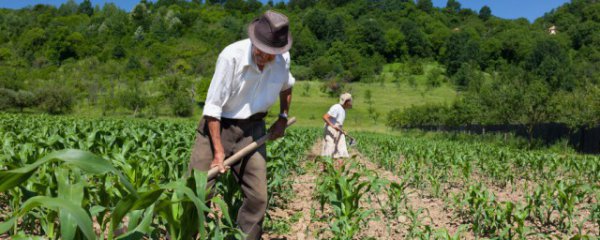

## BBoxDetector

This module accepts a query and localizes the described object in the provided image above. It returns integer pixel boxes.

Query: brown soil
[262,140,330,240]
[262,140,599,239]
[263,141,474,239]
[348,147,475,239]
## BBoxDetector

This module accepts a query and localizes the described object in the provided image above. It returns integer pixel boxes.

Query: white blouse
[327,104,346,126]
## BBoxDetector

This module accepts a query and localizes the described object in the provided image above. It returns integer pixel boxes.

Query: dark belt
[220,112,267,124]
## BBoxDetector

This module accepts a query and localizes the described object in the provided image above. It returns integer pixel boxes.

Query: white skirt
[321,125,349,158]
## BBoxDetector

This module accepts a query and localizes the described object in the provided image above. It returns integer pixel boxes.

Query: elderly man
[188,10,294,239]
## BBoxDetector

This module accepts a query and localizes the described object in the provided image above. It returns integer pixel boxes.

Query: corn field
[1,114,599,239]
[354,132,599,239]
[0,114,318,239]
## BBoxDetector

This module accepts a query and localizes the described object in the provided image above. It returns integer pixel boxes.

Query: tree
[442,31,481,76]
[291,26,321,66]
[479,6,492,21]
[322,0,353,8]
[525,38,573,90]
[37,87,75,114]
[426,68,444,90]
[383,29,407,61]
[0,88,16,110]
[474,68,525,125]
[364,89,380,124]
[311,55,340,79]
[149,13,169,41]
[445,0,461,14]
[288,0,316,9]
[416,0,434,13]
[171,93,194,117]
[224,0,245,11]
[243,0,262,13]
[78,0,94,16]
[118,85,148,117]
[303,9,345,42]
[326,41,384,81]
[0,48,10,63]
[18,28,46,61]
[58,0,78,16]
[452,63,483,91]
[131,3,150,28]
[45,27,80,64]
[400,21,431,57]
[556,87,600,132]
[354,18,386,56]
[112,45,126,59]
[13,90,36,112]
[519,79,559,145]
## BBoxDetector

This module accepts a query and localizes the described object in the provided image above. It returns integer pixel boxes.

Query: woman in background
[321,93,353,164]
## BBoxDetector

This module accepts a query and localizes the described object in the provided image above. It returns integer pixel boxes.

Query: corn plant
[315,157,373,240]
[453,183,531,239]
[0,114,317,239]
[386,180,409,219]
[403,206,434,239]
[434,225,467,240]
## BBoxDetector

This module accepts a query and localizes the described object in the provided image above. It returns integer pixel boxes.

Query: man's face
[344,100,353,109]
[252,46,275,66]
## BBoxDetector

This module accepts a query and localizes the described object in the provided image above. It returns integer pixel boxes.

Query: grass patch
[36,62,458,133]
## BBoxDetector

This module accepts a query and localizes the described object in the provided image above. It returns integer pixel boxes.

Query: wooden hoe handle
[207,117,296,180]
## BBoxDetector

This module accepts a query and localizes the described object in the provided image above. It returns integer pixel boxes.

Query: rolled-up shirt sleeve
[282,52,296,91]
[203,54,234,120]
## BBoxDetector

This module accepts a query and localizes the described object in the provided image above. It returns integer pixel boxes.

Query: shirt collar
[241,40,253,68]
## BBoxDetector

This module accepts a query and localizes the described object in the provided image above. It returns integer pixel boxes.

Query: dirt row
[263,140,599,239]
[263,140,471,239]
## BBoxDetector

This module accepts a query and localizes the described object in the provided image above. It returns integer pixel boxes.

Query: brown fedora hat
[248,10,293,55]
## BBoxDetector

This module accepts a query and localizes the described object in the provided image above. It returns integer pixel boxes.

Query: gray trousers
[189,116,268,240]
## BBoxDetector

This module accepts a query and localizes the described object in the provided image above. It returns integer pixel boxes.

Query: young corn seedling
[386,180,409,219]
[315,157,373,240]
[403,206,434,239]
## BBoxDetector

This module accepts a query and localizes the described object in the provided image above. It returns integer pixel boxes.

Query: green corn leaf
[116,205,155,240]
[0,196,96,240]
[57,169,85,240]
[193,170,208,239]
[111,188,164,234]
[0,149,136,195]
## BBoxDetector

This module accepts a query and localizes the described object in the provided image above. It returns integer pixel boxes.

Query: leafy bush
[171,94,194,117]
[195,77,211,102]
[320,78,346,97]
[408,61,424,75]
[99,93,119,116]
[36,87,75,114]
[0,47,11,62]
[387,103,449,129]
[426,68,445,89]
[311,56,340,79]
[0,88,16,110]
[291,65,313,81]
[13,90,37,112]
[452,63,483,91]
[118,87,148,116]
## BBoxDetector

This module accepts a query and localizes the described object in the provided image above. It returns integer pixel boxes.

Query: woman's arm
[322,113,342,132]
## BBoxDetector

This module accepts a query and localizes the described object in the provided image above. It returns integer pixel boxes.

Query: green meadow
[66,63,457,133]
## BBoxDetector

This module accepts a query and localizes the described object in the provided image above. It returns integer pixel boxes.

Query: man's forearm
[279,88,292,115]
[206,117,224,156]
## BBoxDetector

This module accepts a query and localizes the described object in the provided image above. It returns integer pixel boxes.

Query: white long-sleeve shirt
[202,39,295,120]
